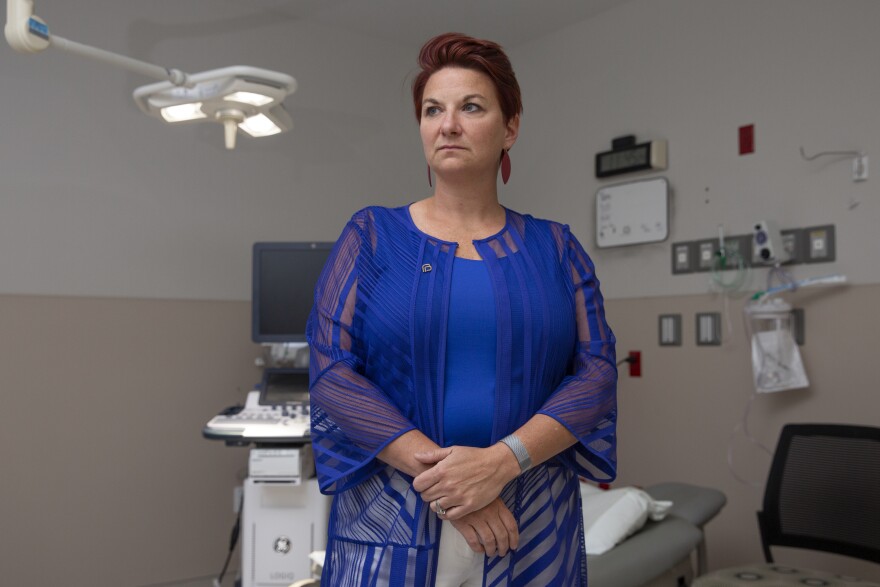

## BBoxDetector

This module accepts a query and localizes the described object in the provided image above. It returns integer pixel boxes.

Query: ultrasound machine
[203,242,333,587]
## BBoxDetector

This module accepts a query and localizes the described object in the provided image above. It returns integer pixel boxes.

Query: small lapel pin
[421,264,433,273]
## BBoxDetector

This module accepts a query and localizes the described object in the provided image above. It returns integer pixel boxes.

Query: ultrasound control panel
[203,369,311,444]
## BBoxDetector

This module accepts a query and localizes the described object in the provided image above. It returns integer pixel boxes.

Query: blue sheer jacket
[307,205,617,586]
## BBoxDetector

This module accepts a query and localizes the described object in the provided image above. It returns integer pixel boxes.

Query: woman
[307,32,617,586]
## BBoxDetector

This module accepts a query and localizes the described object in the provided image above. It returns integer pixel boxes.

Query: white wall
[4,1,877,303]
[507,0,880,299]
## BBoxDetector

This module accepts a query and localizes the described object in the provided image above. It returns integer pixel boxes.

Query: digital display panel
[260,369,310,405]
[599,148,648,173]
[252,242,334,343]
[595,143,654,178]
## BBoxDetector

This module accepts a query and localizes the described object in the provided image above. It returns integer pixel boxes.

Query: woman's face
[420,67,518,182]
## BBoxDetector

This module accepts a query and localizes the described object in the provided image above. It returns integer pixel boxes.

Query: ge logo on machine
[273,536,292,554]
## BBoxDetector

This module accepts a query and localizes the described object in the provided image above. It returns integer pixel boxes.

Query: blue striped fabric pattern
[307,205,617,586]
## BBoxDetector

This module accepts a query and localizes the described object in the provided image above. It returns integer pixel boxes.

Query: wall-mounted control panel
[671,224,835,274]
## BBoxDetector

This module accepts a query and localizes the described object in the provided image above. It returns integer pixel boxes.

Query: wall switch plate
[803,224,836,263]
[659,314,682,346]
[696,312,722,345]
[672,242,694,274]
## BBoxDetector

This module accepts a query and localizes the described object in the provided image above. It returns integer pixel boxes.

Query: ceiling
[292,0,629,48]
[128,0,630,50]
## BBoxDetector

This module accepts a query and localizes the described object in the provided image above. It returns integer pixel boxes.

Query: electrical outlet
[672,242,694,274]
[695,240,717,272]
[659,314,682,346]
[854,154,869,182]
[696,312,721,345]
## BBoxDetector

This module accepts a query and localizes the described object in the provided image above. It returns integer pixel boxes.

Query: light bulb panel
[239,114,280,137]
[239,105,292,137]
[224,91,274,107]
[160,102,207,122]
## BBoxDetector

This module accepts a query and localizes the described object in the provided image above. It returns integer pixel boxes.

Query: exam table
[587,482,727,587]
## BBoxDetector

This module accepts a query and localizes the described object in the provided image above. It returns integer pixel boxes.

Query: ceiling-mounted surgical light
[5,0,297,150]
[133,66,296,149]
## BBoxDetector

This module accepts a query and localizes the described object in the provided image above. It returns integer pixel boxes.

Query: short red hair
[412,32,522,124]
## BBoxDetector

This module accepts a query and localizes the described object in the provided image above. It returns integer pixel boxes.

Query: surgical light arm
[5,0,46,52]
[5,0,188,86]
[5,0,297,150]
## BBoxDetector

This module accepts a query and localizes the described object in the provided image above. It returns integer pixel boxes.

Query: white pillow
[580,483,673,555]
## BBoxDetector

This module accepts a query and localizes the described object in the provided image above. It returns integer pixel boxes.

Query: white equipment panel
[242,477,330,587]
[596,177,669,248]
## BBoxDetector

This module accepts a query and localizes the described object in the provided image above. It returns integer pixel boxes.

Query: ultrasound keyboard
[203,390,310,444]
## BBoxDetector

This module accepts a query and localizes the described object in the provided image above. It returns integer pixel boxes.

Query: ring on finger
[434,499,447,517]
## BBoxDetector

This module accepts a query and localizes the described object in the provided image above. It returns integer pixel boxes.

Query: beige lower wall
[605,283,880,581]
[0,295,260,586]
[1,285,878,585]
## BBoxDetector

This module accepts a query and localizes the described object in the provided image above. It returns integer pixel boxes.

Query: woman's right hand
[447,497,519,557]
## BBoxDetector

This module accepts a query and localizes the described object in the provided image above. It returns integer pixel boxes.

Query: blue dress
[307,205,617,586]
[443,257,497,448]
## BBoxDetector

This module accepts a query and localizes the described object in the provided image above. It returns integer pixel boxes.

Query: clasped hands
[413,443,520,557]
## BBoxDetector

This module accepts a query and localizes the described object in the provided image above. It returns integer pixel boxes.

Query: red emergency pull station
[739,124,755,155]
[628,351,641,377]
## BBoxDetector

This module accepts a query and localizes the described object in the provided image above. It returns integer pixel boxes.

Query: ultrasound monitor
[259,369,310,405]
[251,242,334,343]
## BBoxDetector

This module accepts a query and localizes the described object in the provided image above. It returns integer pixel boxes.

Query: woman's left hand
[412,444,519,520]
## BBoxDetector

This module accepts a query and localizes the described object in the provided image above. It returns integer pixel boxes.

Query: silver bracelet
[499,434,532,474]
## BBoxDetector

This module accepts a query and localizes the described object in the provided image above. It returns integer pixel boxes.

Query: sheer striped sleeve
[307,214,416,494]
[537,226,618,482]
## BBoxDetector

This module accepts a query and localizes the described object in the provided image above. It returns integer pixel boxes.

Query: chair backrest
[757,423,880,564]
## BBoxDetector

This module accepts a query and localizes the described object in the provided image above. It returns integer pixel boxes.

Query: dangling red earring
[427,164,432,187]
[501,149,511,184]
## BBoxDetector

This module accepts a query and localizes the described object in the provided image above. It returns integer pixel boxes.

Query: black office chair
[694,423,880,587]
